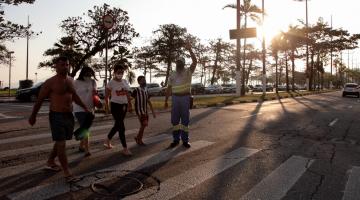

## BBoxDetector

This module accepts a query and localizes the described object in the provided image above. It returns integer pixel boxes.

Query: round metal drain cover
[89,170,160,198]
[91,176,143,197]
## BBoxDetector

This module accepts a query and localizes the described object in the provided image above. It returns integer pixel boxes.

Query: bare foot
[121,149,132,156]
[103,139,113,149]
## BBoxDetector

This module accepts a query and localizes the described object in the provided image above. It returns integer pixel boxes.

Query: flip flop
[103,143,113,149]
[44,165,61,172]
[65,175,80,183]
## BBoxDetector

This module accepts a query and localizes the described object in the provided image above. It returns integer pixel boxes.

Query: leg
[135,115,148,145]
[105,103,121,148]
[55,141,71,177]
[47,143,58,166]
[180,96,191,145]
[171,96,181,143]
[118,104,131,155]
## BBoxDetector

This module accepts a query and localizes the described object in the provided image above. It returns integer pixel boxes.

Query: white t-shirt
[73,79,96,112]
[107,79,130,104]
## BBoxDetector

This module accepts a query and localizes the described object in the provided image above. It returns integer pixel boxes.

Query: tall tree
[41,3,139,77]
[151,24,188,86]
[0,0,37,63]
[208,39,233,85]
[133,46,159,83]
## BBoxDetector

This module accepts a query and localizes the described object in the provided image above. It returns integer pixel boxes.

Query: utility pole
[26,15,29,80]
[8,51,14,97]
[236,0,242,96]
[305,0,309,90]
[262,0,266,94]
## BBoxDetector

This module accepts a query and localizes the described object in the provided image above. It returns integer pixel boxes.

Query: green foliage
[40,3,139,77]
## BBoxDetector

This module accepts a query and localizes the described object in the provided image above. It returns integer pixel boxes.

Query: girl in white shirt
[73,67,97,157]
[104,64,133,156]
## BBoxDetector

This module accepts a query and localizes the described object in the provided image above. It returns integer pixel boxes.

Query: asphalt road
[1,91,360,200]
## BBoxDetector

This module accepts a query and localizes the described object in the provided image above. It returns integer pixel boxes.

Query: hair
[137,75,145,83]
[113,63,127,73]
[53,56,69,64]
[77,66,97,81]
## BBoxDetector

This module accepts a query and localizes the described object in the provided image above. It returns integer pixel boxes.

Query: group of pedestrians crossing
[28,42,197,183]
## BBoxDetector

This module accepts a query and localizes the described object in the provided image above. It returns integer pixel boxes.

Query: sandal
[103,143,113,149]
[44,164,61,172]
[65,175,80,183]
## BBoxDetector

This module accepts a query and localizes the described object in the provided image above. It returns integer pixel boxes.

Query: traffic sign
[102,14,115,29]
[229,28,257,39]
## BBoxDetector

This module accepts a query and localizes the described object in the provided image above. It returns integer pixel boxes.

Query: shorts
[49,111,75,141]
[138,114,149,127]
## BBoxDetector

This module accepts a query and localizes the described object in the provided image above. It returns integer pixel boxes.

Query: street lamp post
[262,0,266,94]
[8,51,14,97]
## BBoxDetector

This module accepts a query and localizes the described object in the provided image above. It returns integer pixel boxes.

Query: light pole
[8,51,14,97]
[261,0,266,94]
[35,72,38,83]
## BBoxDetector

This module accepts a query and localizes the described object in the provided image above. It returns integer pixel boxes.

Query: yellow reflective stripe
[182,125,189,132]
[173,124,182,131]
[172,83,191,93]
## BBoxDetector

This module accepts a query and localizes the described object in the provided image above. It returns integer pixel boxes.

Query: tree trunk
[164,59,172,86]
[291,49,295,91]
[285,52,289,92]
[275,55,278,93]
[309,52,314,91]
[241,16,248,96]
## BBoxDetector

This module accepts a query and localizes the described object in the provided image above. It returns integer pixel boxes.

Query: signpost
[229,27,257,96]
[229,28,257,40]
[102,14,115,88]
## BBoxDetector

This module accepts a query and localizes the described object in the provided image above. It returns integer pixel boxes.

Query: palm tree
[284,25,303,91]
[270,34,282,93]
[151,24,187,86]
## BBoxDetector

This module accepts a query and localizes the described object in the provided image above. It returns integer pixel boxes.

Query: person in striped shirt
[132,76,156,145]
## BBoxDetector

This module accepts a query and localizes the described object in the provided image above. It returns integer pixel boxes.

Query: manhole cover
[89,170,160,198]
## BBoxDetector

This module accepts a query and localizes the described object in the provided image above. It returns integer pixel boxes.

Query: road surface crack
[310,173,325,200]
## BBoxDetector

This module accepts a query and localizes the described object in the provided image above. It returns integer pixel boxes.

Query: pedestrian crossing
[1,124,360,200]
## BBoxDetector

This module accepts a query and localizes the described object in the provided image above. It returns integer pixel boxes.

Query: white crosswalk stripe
[239,156,314,200]
[7,140,215,200]
[0,123,117,145]
[0,128,139,159]
[3,125,360,200]
[342,166,360,200]
[0,133,168,179]
[124,147,260,200]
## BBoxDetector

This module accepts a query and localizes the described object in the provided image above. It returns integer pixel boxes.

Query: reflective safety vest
[169,68,192,95]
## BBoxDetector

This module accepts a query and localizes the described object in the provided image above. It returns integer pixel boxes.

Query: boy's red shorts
[138,114,149,126]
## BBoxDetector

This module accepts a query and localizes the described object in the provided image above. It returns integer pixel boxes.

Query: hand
[28,114,36,126]
[164,102,168,109]
[128,104,133,113]
[105,104,110,115]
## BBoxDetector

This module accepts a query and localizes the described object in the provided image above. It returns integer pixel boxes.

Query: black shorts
[49,111,74,141]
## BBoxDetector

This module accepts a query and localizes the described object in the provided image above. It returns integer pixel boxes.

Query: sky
[2,0,360,88]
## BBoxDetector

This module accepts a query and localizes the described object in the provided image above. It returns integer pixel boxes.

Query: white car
[342,83,360,98]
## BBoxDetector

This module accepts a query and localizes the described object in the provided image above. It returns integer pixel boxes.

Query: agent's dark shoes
[183,142,191,148]
[169,141,180,148]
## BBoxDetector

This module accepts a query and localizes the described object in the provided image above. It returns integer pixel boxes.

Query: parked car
[16,82,43,102]
[191,83,205,95]
[205,85,223,94]
[147,83,162,96]
[342,83,360,98]
[252,85,263,92]
[277,85,287,91]
[222,84,236,93]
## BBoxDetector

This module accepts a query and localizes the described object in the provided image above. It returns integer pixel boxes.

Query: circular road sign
[102,14,115,29]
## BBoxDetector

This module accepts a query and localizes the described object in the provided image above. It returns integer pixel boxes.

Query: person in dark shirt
[132,76,156,145]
